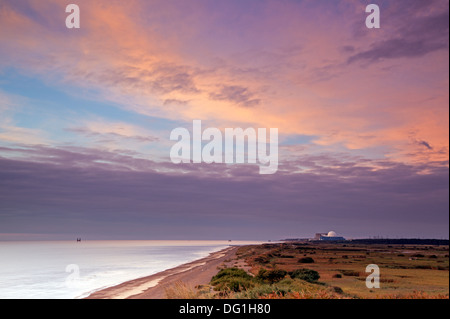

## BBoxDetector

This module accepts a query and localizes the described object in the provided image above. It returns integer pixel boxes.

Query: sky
[0,0,448,240]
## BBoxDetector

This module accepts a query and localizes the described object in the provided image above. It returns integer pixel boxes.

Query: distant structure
[314,232,328,240]
[317,231,346,241]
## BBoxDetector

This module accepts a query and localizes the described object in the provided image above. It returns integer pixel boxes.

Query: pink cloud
[0,0,448,168]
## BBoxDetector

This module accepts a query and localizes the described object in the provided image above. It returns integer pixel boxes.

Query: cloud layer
[0,0,448,239]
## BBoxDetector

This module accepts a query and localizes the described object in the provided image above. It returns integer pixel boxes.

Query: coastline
[85,245,243,299]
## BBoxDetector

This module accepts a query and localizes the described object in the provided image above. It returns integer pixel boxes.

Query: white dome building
[318,230,345,241]
[327,231,337,237]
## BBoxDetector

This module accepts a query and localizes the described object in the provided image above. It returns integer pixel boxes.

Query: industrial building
[314,231,346,241]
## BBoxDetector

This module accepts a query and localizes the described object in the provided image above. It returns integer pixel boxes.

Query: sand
[85,246,243,299]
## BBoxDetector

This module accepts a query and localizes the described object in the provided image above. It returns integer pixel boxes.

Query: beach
[85,246,243,299]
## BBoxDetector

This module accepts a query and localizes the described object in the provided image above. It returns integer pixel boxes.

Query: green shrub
[210,268,254,292]
[211,267,250,280]
[289,269,320,283]
[256,269,288,284]
[235,284,275,299]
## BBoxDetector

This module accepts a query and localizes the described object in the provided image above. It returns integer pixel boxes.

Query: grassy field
[166,242,449,299]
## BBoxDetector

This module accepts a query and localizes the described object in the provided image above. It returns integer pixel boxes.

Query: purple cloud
[0,145,448,240]
[348,1,449,63]
[209,85,261,107]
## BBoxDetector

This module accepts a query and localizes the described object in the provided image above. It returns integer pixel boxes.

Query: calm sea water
[0,240,261,299]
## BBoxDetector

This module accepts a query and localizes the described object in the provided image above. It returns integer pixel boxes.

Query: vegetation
[298,257,315,263]
[339,270,360,277]
[256,269,288,284]
[165,281,212,299]
[210,268,254,292]
[289,269,320,283]
[165,242,449,299]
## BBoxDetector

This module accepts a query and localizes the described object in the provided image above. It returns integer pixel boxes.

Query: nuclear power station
[314,231,346,241]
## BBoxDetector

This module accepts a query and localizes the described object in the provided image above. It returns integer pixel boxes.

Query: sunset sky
[0,0,448,240]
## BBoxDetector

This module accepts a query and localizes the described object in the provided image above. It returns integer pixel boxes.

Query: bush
[340,270,360,276]
[289,269,320,283]
[332,286,344,294]
[298,257,315,263]
[236,282,293,299]
[256,269,288,284]
[221,278,253,292]
[413,265,433,270]
[332,274,342,278]
[211,267,250,280]
[235,284,277,299]
[210,268,254,292]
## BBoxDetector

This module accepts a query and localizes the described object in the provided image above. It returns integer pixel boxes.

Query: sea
[0,240,262,299]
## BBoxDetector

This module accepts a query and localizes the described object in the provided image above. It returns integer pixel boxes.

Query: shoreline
[85,245,243,299]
